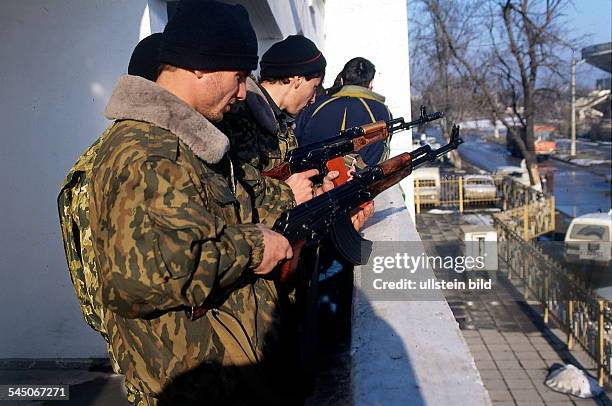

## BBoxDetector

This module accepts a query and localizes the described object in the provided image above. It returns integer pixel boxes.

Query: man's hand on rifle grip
[253,224,293,276]
[285,169,319,205]
[314,170,339,196]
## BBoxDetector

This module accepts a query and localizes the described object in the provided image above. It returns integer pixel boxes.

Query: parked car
[463,175,497,201]
[564,210,612,267]
[413,167,440,205]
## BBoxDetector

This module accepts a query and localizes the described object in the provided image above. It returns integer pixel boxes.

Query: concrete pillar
[324,0,414,219]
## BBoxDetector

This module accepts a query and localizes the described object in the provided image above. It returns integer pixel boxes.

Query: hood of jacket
[244,77,279,135]
[105,75,229,164]
[331,85,386,103]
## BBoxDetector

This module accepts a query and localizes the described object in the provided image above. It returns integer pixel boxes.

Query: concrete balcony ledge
[351,186,491,405]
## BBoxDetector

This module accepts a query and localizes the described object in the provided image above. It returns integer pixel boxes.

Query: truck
[564,210,612,267]
[506,125,557,160]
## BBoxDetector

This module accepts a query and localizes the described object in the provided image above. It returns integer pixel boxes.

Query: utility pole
[570,53,585,158]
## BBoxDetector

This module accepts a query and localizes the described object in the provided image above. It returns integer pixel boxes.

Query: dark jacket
[295,85,392,166]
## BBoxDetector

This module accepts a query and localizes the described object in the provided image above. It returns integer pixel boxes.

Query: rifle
[261,105,444,186]
[273,125,463,283]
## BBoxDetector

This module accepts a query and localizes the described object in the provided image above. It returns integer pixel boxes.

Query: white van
[564,210,612,266]
[413,167,441,205]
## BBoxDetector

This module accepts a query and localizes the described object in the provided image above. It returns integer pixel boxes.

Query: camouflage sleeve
[100,157,264,318]
[256,175,296,227]
[231,149,296,227]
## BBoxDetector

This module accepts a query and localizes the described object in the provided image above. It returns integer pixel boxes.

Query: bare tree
[414,0,576,188]
[410,0,488,168]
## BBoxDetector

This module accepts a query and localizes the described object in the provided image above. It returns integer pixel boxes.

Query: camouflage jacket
[88,76,291,405]
[217,78,297,227]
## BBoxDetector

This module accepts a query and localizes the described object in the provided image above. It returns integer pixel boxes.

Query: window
[569,224,609,241]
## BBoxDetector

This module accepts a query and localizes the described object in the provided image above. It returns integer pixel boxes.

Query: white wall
[267,0,325,48]
[219,1,325,70]
[323,0,415,219]
[0,0,151,358]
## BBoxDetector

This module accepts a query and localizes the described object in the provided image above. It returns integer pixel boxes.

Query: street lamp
[570,52,585,157]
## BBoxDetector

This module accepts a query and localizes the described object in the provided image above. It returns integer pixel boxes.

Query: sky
[567,0,611,84]
[568,0,611,46]
[408,0,611,87]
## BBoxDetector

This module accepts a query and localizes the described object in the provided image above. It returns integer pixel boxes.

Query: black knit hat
[128,33,162,81]
[260,35,326,79]
[159,0,258,71]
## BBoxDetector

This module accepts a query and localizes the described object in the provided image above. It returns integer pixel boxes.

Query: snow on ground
[570,159,612,166]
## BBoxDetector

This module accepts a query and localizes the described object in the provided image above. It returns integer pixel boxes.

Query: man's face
[286,76,322,116]
[193,70,248,122]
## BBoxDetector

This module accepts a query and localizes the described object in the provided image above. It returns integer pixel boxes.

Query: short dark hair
[340,57,375,87]
[158,63,178,75]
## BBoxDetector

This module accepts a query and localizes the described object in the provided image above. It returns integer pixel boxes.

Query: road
[435,130,612,217]
[432,130,611,298]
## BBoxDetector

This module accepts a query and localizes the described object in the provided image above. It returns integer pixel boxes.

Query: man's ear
[292,76,303,89]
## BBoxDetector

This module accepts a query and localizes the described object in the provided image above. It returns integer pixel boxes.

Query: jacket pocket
[148,213,200,280]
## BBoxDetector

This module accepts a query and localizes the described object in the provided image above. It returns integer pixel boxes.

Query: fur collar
[105,75,229,164]
[244,77,279,134]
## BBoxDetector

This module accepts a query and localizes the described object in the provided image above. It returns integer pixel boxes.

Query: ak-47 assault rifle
[261,106,444,185]
[272,125,463,283]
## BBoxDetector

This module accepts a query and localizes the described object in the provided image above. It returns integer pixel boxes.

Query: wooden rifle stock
[351,121,389,150]
[368,152,415,196]
[277,240,306,284]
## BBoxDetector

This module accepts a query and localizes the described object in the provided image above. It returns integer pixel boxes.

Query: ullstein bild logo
[371,277,492,291]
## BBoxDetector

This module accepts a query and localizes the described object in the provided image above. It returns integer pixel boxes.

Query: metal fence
[494,216,612,386]
[414,174,547,215]
[494,197,556,239]
[415,175,503,213]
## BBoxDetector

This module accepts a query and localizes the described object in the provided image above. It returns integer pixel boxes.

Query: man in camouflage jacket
[86,2,297,404]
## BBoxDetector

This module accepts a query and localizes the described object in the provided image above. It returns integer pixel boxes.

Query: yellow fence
[414,174,552,216]
[493,214,611,385]
[415,175,503,214]
[494,197,556,239]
